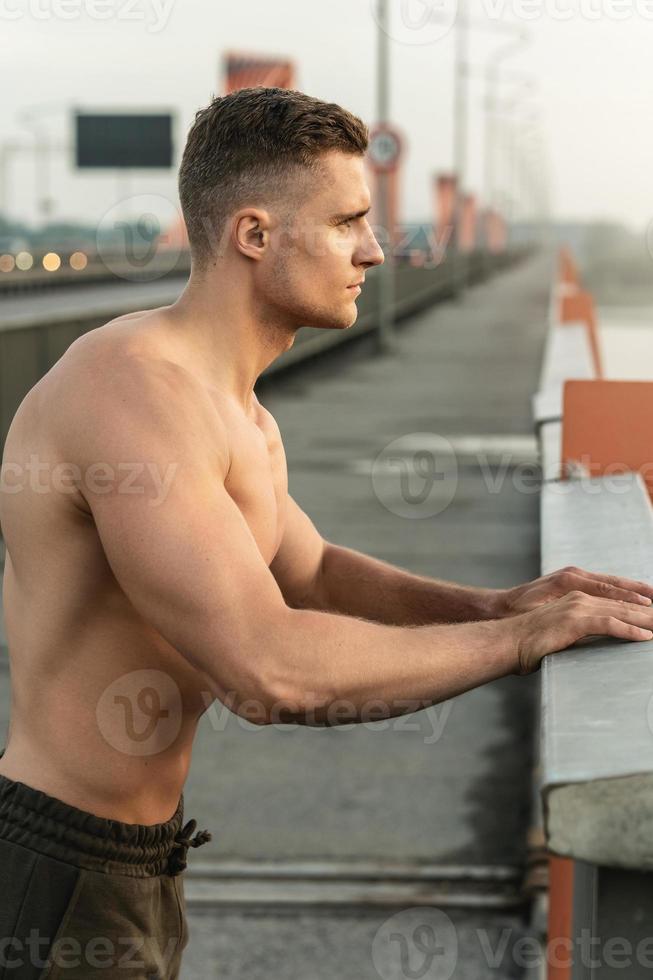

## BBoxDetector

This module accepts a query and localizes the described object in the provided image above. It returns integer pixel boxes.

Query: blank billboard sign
[75,112,173,168]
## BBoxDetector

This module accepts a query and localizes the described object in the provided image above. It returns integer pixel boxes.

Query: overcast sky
[2,0,653,234]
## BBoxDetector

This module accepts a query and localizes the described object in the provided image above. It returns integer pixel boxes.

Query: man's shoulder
[58,317,201,410]
[56,319,234,481]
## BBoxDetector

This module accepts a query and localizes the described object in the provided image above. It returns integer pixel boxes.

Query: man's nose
[362,232,386,268]
[371,238,386,267]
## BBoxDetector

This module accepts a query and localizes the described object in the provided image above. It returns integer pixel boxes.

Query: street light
[16,101,70,223]
[374,0,398,355]
[430,5,530,288]
[493,98,542,231]
[450,0,469,295]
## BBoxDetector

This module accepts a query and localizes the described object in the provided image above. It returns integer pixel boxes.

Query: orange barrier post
[547,856,575,980]
[458,193,477,253]
[434,173,457,251]
[559,290,603,379]
[561,379,653,498]
[558,247,579,289]
[223,52,296,93]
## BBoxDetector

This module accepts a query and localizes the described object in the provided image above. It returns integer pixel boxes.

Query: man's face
[260,150,385,331]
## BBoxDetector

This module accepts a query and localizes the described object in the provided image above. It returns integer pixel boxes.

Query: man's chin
[311,306,359,331]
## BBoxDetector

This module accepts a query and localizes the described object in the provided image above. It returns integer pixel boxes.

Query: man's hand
[493,565,653,618]
[510,591,653,676]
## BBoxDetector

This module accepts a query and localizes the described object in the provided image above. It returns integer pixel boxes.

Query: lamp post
[428,9,530,283]
[16,101,69,223]
[449,0,469,296]
[374,0,398,354]
[493,98,542,242]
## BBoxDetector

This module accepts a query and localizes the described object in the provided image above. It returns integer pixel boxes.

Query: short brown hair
[177,87,369,271]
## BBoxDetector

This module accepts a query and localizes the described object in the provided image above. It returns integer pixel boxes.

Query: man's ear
[233,208,271,261]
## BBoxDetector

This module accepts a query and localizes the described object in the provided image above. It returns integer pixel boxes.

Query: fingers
[567,591,653,619]
[570,593,653,637]
[562,592,653,644]
[568,574,652,606]
[600,574,653,600]
[519,595,653,675]
[561,566,653,602]
[564,590,653,612]
[583,615,653,643]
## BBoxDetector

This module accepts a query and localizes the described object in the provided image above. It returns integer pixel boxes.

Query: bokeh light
[69,251,88,270]
[42,252,61,272]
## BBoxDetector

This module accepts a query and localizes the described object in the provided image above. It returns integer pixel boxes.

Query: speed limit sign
[367,124,403,174]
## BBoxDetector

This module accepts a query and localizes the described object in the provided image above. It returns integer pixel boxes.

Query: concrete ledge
[532,323,594,425]
[540,471,653,868]
[546,773,653,869]
[539,420,561,482]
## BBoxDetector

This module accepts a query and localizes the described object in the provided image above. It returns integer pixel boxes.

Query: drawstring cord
[168,817,212,876]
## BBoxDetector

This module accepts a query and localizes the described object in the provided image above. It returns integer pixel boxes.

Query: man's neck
[163,271,296,412]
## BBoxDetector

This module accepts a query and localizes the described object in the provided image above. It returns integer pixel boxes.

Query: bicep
[269,493,327,609]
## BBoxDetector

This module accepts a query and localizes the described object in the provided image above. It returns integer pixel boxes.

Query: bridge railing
[533,248,653,980]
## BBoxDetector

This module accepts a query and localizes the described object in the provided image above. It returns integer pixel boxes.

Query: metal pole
[376,0,395,353]
[17,103,68,223]
[513,121,545,248]
[481,32,529,262]
[0,142,67,222]
[483,66,498,220]
[34,126,53,222]
[451,0,468,295]
[0,145,10,217]
[496,104,541,245]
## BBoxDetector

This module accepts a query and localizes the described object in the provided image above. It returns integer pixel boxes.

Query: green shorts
[0,748,211,978]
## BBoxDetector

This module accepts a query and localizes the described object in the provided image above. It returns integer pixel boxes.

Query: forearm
[311,543,502,625]
[262,605,519,727]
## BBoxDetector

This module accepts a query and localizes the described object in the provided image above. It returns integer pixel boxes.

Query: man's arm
[274,510,653,625]
[305,543,653,624]
[269,497,501,624]
[61,350,653,728]
[309,542,503,624]
[268,494,326,610]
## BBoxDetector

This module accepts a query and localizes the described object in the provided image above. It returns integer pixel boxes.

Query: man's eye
[340,219,353,228]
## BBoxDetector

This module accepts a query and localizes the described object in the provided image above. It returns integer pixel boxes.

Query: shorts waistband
[0,748,212,877]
